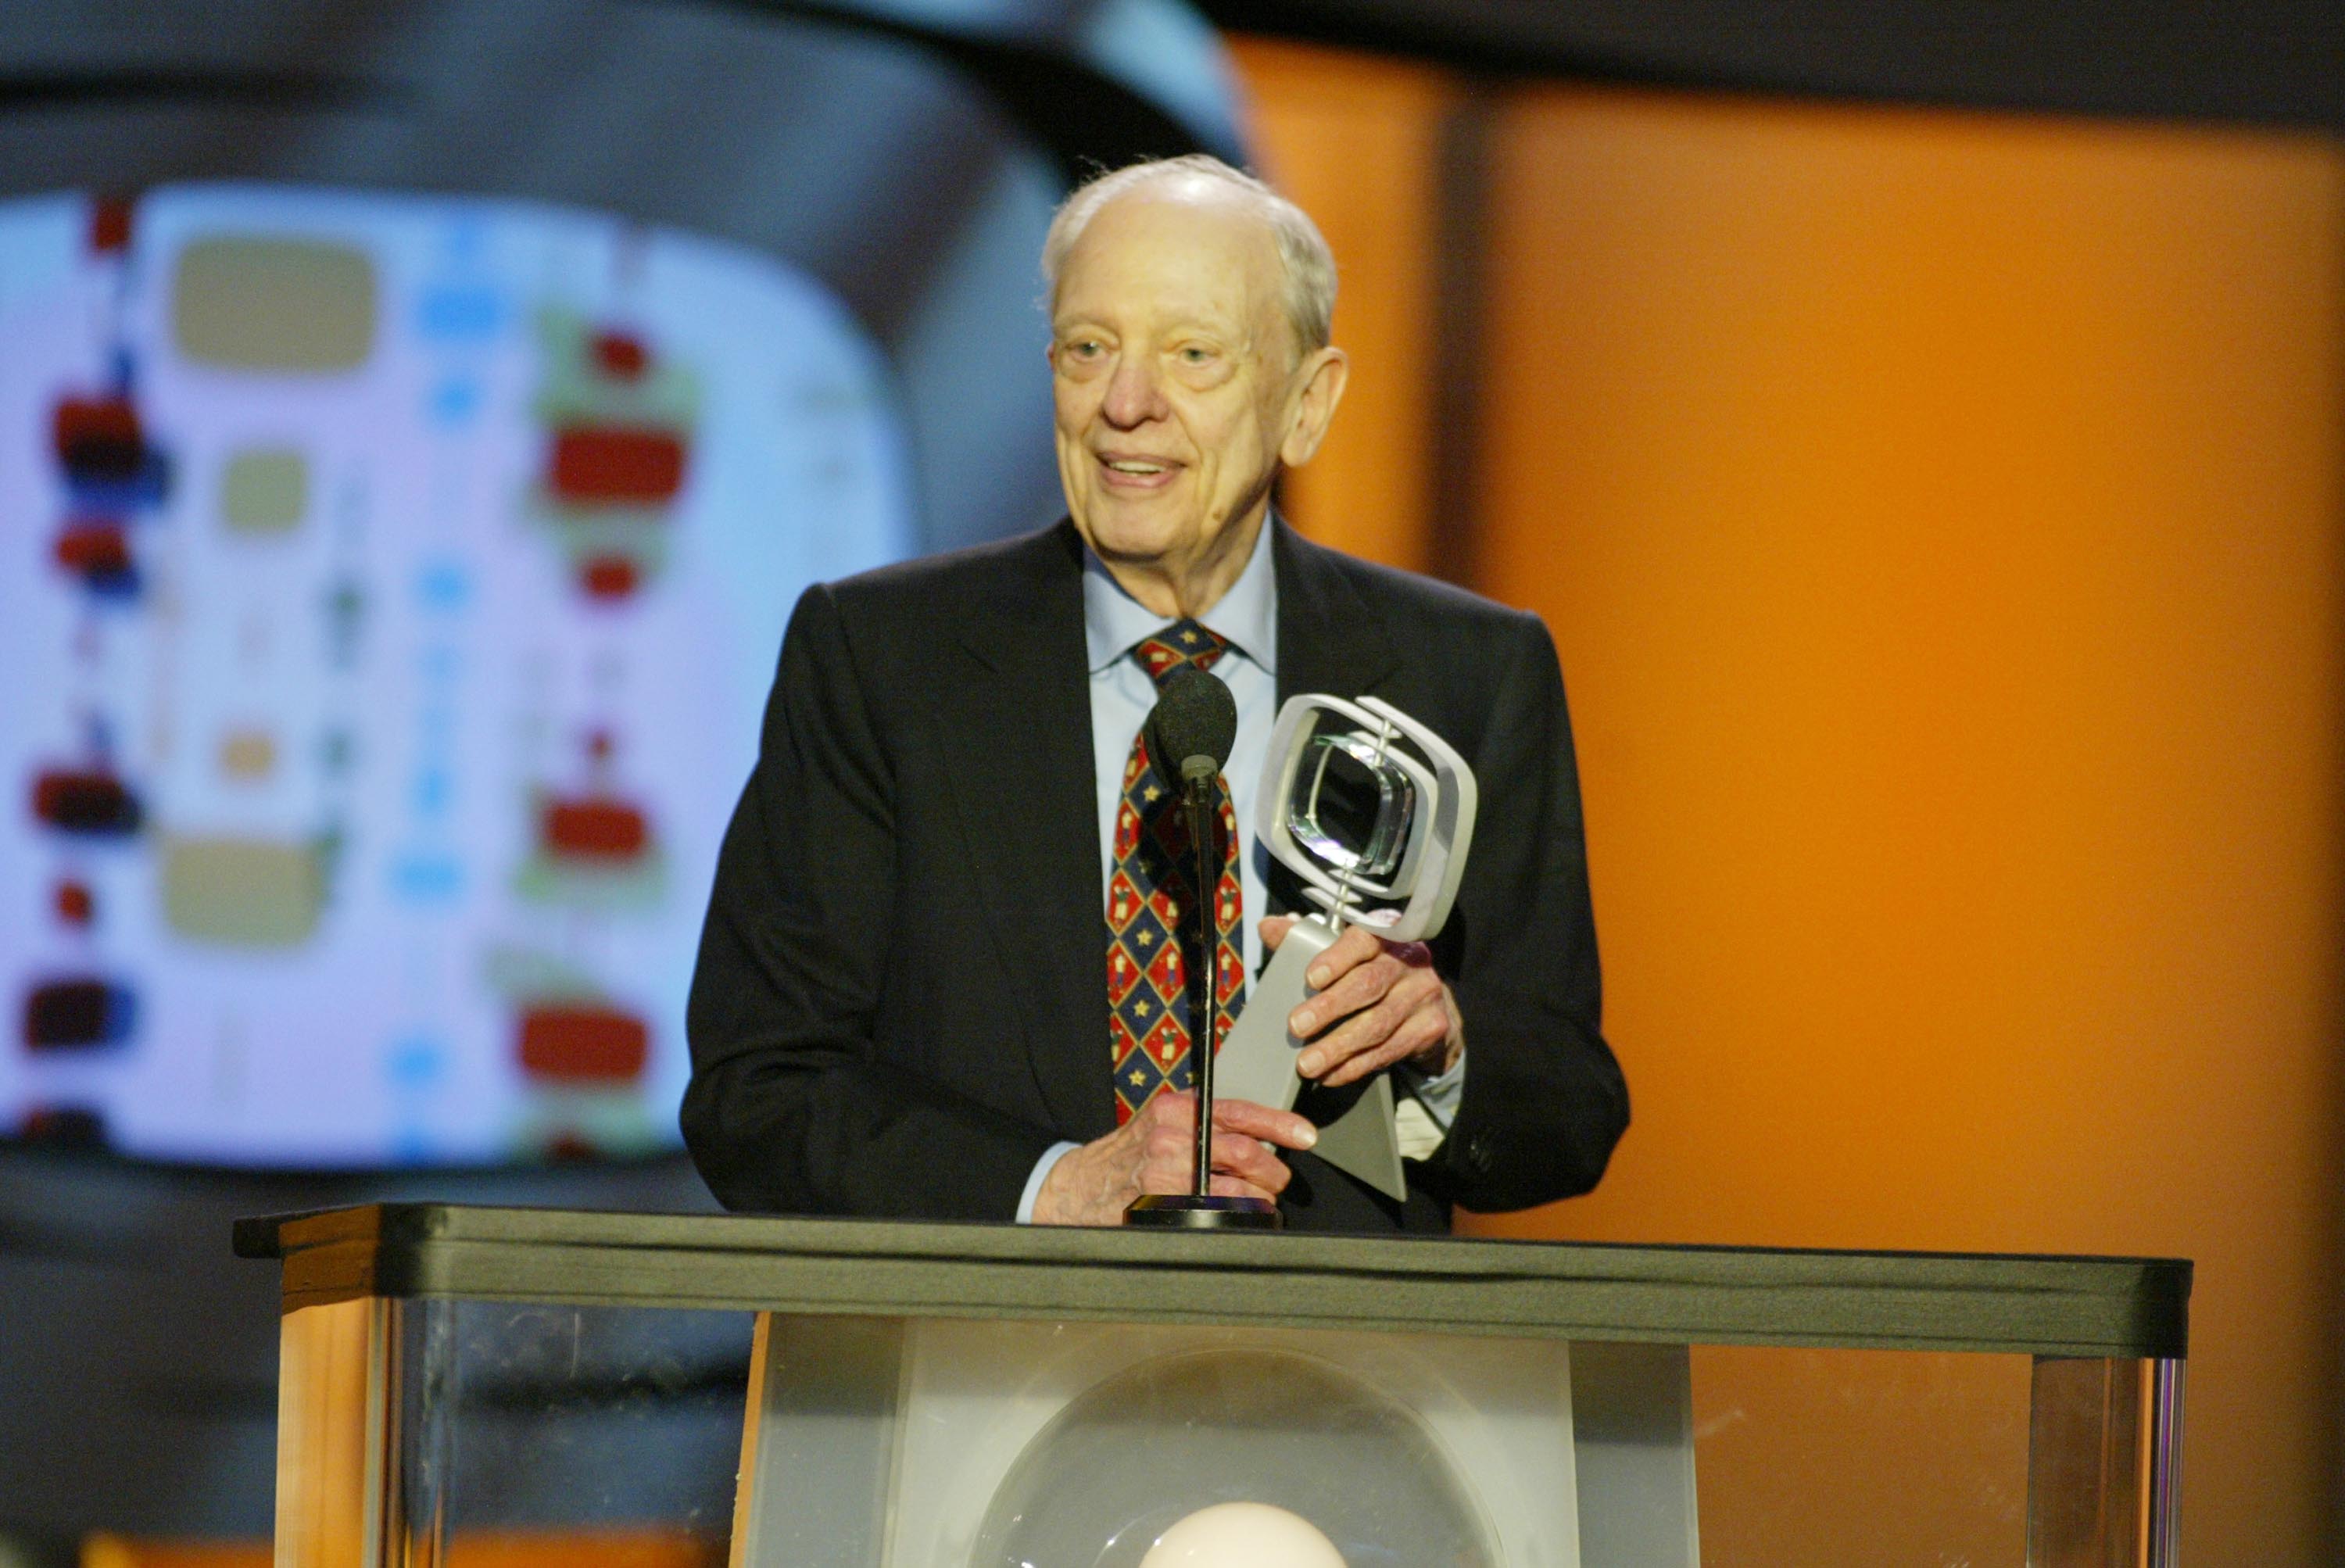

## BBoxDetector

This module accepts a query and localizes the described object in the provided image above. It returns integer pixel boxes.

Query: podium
[237,1205,2187,1566]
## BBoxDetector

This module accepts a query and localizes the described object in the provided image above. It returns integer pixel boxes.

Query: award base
[1125,1195,1283,1230]
[1214,921,1409,1202]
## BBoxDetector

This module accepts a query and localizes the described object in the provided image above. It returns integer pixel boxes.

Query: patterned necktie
[1107,620,1245,1124]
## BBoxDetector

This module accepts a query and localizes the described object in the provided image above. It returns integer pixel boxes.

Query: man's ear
[1279,345,1350,469]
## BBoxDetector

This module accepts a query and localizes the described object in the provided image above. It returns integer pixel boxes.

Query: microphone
[1126,663,1280,1230]
[1143,664,1238,786]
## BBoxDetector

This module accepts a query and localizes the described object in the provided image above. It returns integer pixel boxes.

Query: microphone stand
[1183,767,1219,1198]
[1126,761,1283,1230]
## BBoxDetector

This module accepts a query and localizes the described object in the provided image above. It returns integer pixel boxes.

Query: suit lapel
[1273,518,1401,707]
[935,523,1117,1138]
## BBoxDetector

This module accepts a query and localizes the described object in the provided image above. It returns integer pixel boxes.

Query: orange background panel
[1226,37,1454,572]
[1230,41,2345,1563]
[1463,89,2345,1563]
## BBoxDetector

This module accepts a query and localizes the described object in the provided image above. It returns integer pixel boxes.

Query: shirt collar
[1082,514,1280,676]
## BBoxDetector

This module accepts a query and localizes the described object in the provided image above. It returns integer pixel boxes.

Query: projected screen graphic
[0,185,915,1166]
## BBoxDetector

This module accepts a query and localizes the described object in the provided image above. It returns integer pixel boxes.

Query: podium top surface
[234,1203,2189,1359]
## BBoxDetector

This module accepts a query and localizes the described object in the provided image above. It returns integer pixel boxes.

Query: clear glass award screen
[1289,721,1416,884]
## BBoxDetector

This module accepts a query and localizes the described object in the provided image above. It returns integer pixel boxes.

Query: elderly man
[683,156,1624,1231]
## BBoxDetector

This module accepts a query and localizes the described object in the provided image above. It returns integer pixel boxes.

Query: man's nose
[1100,354,1168,428]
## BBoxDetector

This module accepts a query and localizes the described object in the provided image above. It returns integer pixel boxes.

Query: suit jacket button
[1461,1131,1495,1175]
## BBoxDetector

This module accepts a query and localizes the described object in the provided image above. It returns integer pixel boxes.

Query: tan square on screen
[217,727,278,779]
[172,235,377,373]
[220,448,308,532]
[161,835,324,947]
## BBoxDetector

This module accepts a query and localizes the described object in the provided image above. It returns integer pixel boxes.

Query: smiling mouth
[1092,452,1183,494]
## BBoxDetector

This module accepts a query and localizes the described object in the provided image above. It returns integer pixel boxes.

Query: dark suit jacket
[682,519,1626,1232]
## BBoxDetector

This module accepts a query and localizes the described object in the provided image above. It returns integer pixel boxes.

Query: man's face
[1048,189,1342,592]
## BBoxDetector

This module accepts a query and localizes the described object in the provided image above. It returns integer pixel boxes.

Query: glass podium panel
[1684,1346,2183,1568]
[395,1301,751,1560]
[274,1297,754,1568]
[1687,1345,2035,1563]
[244,1207,2186,1568]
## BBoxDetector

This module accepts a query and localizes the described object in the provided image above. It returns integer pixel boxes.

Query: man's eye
[1068,338,1105,358]
[1178,346,1213,364]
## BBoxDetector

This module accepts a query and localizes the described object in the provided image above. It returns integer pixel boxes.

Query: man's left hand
[1260,915,1463,1087]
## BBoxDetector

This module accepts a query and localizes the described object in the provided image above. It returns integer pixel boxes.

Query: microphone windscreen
[1145,664,1239,777]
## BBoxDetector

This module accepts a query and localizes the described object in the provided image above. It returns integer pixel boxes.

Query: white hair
[1040,154,1337,354]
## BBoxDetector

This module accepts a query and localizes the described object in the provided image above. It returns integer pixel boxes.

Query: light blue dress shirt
[1015,521,1462,1220]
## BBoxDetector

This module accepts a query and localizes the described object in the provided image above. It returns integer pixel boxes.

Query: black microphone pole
[1180,759,1219,1199]
[1126,665,1280,1231]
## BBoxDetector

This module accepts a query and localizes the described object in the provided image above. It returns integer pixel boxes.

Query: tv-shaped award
[1215,694,1478,1201]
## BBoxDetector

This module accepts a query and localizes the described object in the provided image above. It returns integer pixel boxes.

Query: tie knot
[1131,620,1229,687]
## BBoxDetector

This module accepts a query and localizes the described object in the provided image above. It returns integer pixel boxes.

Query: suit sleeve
[681,584,1060,1218]
[1416,611,1627,1212]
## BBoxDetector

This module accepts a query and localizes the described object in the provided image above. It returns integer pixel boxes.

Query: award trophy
[1213,694,1478,1200]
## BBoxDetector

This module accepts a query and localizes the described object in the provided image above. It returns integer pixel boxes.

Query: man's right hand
[1031,1093,1319,1226]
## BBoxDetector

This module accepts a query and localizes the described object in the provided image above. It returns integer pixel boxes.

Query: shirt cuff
[1393,1048,1466,1162]
[1017,1140,1083,1223]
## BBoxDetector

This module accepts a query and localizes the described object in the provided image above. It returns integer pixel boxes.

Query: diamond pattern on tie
[1108,618,1246,1124]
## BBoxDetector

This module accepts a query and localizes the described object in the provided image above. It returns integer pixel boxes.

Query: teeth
[1107,460,1165,474]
